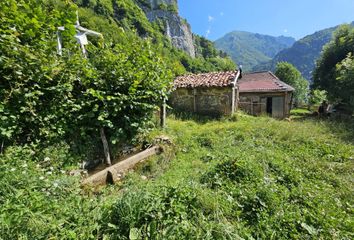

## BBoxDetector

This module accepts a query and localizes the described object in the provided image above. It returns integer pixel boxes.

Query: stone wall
[170,87,233,116]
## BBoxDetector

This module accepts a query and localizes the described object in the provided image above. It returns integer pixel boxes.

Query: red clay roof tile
[174,71,237,88]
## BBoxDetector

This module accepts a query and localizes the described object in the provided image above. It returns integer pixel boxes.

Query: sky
[178,0,354,41]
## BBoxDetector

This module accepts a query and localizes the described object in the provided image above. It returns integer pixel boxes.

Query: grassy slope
[1,114,353,239]
[145,113,353,185]
[124,114,354,238]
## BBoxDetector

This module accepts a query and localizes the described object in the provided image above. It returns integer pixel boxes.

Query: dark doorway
[266,97,272,115]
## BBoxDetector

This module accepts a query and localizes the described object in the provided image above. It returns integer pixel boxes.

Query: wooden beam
[193,88,197,112]
[82,146,162,186]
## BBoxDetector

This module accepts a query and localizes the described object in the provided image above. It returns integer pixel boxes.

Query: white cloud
[206,29,211,37]
[283,29,288,33]
[220,12,224,16]
[208,15,215,22]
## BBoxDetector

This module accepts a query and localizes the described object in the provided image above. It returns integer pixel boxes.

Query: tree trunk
[0,139,4,155]
[100,127,112,166]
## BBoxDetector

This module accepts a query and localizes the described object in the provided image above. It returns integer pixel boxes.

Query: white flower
[39,176,45,180]
[10,168,16,172]
[46,171,52,175]
[22,163,28,168]
[44,157,50,161]
[53,182,59,188]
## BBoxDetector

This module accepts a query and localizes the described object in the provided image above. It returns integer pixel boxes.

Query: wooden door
[272,97,284,118]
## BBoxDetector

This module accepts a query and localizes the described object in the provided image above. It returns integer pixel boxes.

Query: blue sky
[178,0,354,40]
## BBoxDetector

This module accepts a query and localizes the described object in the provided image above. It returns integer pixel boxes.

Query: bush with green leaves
[313,24,354,105]
[0,0,172,157]
[275,62,309,106]
[0,0,78,144]
[308,89,327,109]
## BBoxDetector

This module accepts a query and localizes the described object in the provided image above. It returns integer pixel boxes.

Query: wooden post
[160,98,166,128]
[193,89,197,112]
[235,87,239,112]
[100,127,112,166]
[231,87,236,114]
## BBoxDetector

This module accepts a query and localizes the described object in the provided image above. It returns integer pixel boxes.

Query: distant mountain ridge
[253,21,354,81]
[214,31,295,71]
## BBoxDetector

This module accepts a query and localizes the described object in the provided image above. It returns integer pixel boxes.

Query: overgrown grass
[1,114,353,239]
[0,144,119,239]
[115,113,354,239]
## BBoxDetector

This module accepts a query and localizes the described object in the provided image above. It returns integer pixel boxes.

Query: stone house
[171,71,240,116]
[170,70,294,118]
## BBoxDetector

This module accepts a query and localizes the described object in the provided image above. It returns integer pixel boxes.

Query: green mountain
[214,31,295,71]
[253,22,354,81]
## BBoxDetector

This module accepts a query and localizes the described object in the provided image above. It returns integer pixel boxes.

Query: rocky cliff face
[148,0,177,9]
[138,0,196,57]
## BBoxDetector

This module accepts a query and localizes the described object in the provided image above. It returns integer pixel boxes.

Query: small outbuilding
[171,71,240,116]
[170,70,294,118]
[238,71,295,118]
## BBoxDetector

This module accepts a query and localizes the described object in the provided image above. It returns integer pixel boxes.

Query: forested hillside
[75,0,235,74]
[254,22,354,81]
[0,0,235,159]
[214,31,295,71]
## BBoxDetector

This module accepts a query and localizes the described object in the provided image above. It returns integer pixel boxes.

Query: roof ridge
[243,71,270,75]
[268,71,280,80]
[180,70,237,75]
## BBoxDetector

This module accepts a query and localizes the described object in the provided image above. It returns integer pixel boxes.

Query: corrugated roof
[238,71,295,92]
[174,71,238,88]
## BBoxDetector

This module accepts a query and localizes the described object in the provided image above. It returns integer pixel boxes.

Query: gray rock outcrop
[139,0,196,57]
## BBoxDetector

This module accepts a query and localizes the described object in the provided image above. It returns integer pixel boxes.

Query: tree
[308,90,327,109]
[275,62,309,106]
[0,0,173,163]
[313,24,354,105]
[335,53,354,107]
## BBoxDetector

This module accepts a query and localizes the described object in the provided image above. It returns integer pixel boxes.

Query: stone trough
[82,146,162,186]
